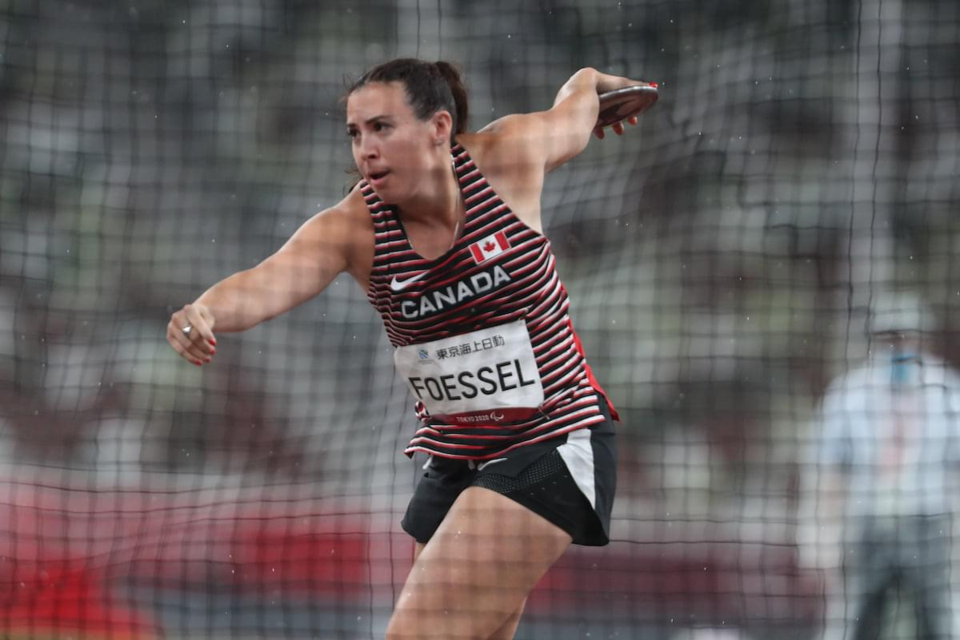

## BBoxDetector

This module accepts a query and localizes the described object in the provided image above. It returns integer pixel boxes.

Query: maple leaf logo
[469,231,510,265]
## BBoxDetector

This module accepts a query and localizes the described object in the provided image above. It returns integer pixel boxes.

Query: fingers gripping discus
[596,84,659,128]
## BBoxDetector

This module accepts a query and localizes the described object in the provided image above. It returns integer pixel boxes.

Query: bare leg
[486,598,526,640]
[387,487,571,640]
[410,542,527,640]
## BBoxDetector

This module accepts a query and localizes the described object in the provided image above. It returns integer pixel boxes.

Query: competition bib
[393,319,545,425]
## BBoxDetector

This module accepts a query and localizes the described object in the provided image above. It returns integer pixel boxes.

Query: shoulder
[466,105,588,176]
[331,186,375,253]
[822,365,874,401]
[476,113,543,142]
[921,356,960,392]
[461,112,555,183]
[291,187,374,278]
[457,128,546,231]
[302,187,372,237]
[458,120,543,173]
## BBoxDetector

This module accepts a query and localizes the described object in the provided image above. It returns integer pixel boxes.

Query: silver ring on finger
[182,324,193,336]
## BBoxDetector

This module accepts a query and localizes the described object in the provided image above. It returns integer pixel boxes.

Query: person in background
[802,291,960,640]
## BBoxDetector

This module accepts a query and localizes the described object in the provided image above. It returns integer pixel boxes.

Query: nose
[357,135,379,161]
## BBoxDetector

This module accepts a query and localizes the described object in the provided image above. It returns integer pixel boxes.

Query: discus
[596,84,659,128]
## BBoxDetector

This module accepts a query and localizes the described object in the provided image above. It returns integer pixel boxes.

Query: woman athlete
[167,59,649,640]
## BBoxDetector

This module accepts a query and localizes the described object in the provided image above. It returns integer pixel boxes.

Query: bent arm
[543,67,603,167]
[479,68,649,175]
[539,68,649,171]
[464,69,650,233]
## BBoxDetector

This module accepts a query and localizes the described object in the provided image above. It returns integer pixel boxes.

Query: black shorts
[401,401,618,547]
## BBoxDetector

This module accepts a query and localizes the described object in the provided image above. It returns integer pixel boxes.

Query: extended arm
[166,199,366,365]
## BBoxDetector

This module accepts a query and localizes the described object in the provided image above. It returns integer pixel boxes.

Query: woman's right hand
[167,303,217,366]
[593,72,656,139]
[594,71,649,95]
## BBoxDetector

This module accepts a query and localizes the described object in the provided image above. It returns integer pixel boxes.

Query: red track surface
[0,480,822,636]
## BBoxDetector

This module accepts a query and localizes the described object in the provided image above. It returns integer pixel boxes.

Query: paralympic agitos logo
[399,265,512,320]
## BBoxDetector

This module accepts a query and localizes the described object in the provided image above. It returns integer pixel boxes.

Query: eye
[346,129,359,139]
[373,121,390,132]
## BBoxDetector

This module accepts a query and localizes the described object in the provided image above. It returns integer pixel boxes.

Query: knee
[385,608,486,640]
[383,617,408,640]
[383,619,408,640]
[384,609,434,640]
[385,603,523,640]
[383,617,447,640]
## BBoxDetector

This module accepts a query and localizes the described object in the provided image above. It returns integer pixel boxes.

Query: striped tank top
[363,143,615,460]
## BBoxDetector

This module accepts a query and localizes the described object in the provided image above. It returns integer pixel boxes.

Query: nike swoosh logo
[390,272,427,292]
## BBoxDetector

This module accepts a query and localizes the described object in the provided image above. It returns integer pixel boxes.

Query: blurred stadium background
[1,0,959,638]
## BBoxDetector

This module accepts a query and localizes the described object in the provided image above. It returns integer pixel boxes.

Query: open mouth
[369,170,390,182]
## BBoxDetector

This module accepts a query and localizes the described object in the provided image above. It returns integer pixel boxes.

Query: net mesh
[2,0,959,638]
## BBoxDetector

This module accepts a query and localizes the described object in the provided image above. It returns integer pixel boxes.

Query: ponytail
[433,61,469,136]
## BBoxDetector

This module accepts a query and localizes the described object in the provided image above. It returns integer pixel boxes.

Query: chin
[371,187,397,205]
[372,182,408,206]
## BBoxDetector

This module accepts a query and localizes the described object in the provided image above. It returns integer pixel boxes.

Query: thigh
[412,543,529,640]
[388,486,572,640]
[402,456,476,544]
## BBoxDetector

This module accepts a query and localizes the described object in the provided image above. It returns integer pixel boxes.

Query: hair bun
[434,61,469,135]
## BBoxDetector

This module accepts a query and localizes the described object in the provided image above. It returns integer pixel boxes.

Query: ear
[429,109,454,144]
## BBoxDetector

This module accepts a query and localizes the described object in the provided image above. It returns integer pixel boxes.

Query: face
[346,81,448,204]
[872,330,921,355]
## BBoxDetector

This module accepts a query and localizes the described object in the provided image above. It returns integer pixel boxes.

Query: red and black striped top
[363,143,613,460]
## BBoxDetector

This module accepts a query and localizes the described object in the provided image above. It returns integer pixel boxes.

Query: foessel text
[408,359,536,402]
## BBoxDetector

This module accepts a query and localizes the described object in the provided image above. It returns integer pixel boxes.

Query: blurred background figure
[802,291,960,640]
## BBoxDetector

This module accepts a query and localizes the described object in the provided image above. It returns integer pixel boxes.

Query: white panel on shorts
[557,428,596,509]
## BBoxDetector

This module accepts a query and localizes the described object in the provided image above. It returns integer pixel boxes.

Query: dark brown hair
[347,58,469,142]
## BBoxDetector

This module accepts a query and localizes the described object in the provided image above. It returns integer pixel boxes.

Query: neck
[397,156,461,228]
